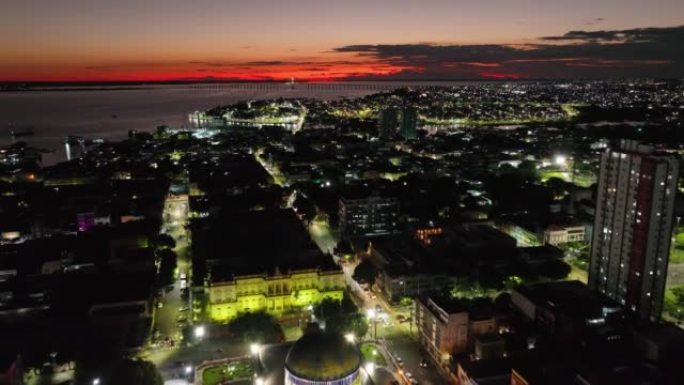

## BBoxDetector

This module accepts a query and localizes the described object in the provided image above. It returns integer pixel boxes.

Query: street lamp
[250,343,261,356]
[366,309,378,340]
[92,378,100,385]
[554,154,567,168]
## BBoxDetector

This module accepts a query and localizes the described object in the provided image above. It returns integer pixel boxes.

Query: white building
[543,225,586,245]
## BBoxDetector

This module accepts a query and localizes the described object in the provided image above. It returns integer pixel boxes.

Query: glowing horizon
[2,1,683,82]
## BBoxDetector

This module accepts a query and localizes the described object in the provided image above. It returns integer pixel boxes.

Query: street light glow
[364,362,375,375]
[344,333,355,343]
[366,309,376,319]
[255,377,264,385]
[184,365,192,374]
[250,343,261,355]
[194,325,205,338]
[92,378,100,385]
[554,154,567,167]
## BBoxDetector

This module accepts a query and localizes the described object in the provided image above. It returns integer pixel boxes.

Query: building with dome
[284,332,362,385]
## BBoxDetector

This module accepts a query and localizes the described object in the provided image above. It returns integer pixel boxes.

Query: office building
[588,140,679,321]
[339,195,399,239]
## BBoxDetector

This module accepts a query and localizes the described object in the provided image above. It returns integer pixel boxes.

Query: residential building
[415,296,469,365]
[588,139,679,321]
[415,295,497,367]
[377,107,400,139]
[511,281,624,343]
[399,107,418,140]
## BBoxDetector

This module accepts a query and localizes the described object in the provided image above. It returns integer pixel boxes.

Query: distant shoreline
[5,78,677,89]
[4,79,681,93]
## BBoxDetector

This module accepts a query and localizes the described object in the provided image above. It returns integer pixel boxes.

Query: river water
[0,81,496,164]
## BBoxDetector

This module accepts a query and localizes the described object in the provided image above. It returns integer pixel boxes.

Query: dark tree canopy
[352,259,377,285]
[538,259,572,280]
[157,249,177,288]
[313,294,368,338]
[154,233,176,249]
[109,359,162,385]
[228,311,284,343]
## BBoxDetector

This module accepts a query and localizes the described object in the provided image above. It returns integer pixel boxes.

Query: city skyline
[2,0,684,81]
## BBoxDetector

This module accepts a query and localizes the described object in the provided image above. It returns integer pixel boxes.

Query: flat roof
[193,209,339,280]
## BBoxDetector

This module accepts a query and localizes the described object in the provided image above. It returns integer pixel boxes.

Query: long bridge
[183,81,458,91]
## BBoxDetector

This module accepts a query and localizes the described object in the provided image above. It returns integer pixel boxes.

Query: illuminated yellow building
[208,268,345,322]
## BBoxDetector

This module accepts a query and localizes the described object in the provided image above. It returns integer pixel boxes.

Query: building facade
[415,296,469,365]
[399,107,418,140]
[589,140,679,321]
[377,270,455,303]
[339,195,399,239]
[543,225,586,245]
[378,108,400,139]
[207,269,344,322]
[378,107,419,140]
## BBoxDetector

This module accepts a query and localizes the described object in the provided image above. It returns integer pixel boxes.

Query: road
[384,336,447,385]
[155,194,190,341]
[309,217,337,255]
[147,193,198,382]
[146,336,250,381]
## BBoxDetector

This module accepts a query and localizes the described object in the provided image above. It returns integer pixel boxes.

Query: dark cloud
[540,25,684,44]
[333,25,684,79]
[188,61,230,67]
[245,60,285,66]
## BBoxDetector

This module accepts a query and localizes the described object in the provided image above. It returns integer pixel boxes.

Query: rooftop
[285,331,361,381]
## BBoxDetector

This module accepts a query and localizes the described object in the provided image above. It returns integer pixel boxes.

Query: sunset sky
[2,0,683,81]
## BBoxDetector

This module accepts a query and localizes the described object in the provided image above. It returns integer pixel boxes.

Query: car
[179,306,189,312]
[405,371,413,379]
[420,359,428,368]
[396,314,406,322]
[395,357,404,368]
[410,379,419,385]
